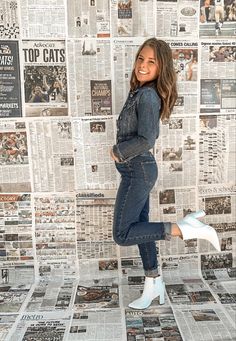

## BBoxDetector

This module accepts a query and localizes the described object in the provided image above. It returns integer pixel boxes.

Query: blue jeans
[113,152,171,277]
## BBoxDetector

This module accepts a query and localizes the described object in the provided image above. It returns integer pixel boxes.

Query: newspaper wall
[0,0,236,340]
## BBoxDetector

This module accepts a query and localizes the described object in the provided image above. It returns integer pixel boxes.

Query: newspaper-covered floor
[1,253,235,341]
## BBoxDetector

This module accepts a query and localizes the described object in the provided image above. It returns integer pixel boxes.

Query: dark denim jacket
[113,83,161,162]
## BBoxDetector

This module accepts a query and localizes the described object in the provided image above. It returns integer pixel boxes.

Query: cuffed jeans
[113,152,171,277]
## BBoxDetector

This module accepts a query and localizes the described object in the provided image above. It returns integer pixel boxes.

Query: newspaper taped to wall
[0,0,19,39]
[68,38,112,116]
[73,118,117,189]
[156,0,198,38]
[20,0,66,38]
[76,190,118,259]
[0,120,31,192]
[22,40,68,117]
[0,193,33,264]
[29,118,74,192]
[111,0,155,37]
[68,0,110,38]
[34,194,76,262]
[0,41,22,117]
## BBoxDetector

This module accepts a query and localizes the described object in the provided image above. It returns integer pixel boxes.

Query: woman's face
[135,45,159,86]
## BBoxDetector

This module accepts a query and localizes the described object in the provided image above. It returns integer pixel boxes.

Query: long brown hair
[130,38,178,120]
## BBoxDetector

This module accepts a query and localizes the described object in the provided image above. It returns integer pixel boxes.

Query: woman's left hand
[110,148,120,162]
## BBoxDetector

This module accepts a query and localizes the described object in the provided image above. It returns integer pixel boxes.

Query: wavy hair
[130,38,178,120]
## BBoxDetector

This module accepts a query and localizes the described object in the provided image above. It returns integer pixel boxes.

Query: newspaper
[111,0,155,37]
[68,38,112,117]
[0,41,22,117]
[0,314,18,341]
[0,120,31,192]
[73,118,117,189]
[76,190,118,259]
[68,309,123,340]
[20,0,66,38]
[0,0,19,39]
[125,306,183,341]
[156,0,199,38]
[34,194,76,262]
[29,119,74,192]
[68,0,110,38]
[199,0,236,38]
[22,40,68,117]
[8,311,71,341]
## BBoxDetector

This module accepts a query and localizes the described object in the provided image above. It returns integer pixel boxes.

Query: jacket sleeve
[113,88,161,162]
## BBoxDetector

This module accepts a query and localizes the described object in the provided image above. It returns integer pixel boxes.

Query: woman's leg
[113,159,170,247]
[138,196,159,277]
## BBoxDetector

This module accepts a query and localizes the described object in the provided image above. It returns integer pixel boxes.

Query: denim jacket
[113,82,161,162]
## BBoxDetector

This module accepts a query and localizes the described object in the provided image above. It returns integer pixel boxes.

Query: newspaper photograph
[156,0,198,38]
[29,118,74,192]
[0,41,22,117]
[0,120,31,192]
[76,191,118,259]
[67,0,110,38]
[68,309,123,341]
[74,278,119,310]
[73,117,117,189]
[68,38,112,117]
[199,0,236,37]
[22,40,68,117]
[0,0,19,39]
[20,0,66,38]
[111,0,155,37]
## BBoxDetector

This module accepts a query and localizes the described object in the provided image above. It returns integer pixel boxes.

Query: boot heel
[159,282,165,305]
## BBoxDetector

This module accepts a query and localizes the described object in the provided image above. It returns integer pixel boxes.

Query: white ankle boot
[128,276,165,310]
[177,210,220,251]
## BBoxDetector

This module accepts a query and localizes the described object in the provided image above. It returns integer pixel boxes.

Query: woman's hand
[110,148,120,162]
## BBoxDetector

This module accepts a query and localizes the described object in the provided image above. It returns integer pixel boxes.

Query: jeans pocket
[140,161,158,189]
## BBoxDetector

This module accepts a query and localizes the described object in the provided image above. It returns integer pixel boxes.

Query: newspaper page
[68,309,123,340]
[156,0,198,38]
[67,0,110,38]
[28,118,74,192]
[173,306,236,341]
[125,306,183,341]
[8,311,71,341]
[76,190,118,259]
[111,0,155,37]
[22,40,68,117]
[0,0,19,39]
[0,314,18,341]
[67,38,112,117]
[34,194,76,263]
[198,185,236,253]
[199,114,236,185]
[155,117,197,188]
[20,0,66,38]
[0,120,31,192]
[73,117,117,189]
[0,41,22,117]
[199,0,236,38]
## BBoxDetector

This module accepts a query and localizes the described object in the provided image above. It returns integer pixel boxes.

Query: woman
[110,38,220,310]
